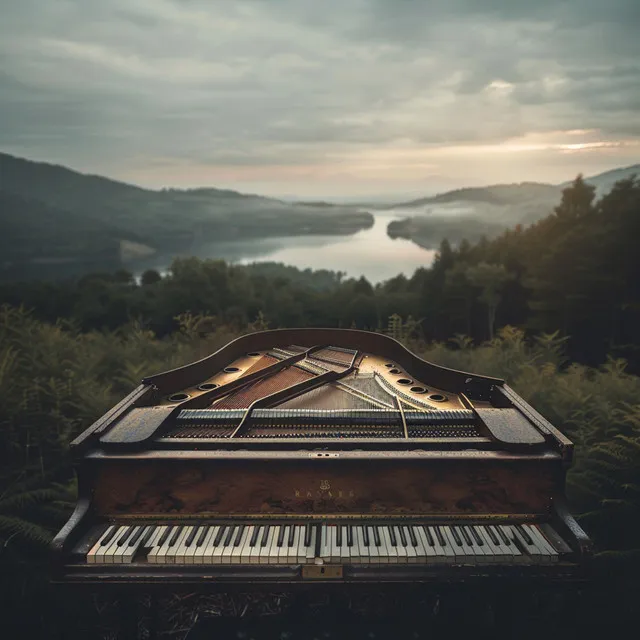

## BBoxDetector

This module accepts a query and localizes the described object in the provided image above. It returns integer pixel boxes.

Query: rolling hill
[386,164,640,250]
[0,152,373,280]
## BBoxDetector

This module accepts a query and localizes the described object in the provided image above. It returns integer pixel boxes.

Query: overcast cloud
[1,0,639,197]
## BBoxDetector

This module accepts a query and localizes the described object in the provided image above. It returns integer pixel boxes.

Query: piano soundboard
[52,328,591,585]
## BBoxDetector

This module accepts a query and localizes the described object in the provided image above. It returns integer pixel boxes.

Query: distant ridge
[0,151,374,281]
[563,163,640,195]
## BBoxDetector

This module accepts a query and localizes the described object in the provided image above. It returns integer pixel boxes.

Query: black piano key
[407,526,418,547]
[363,527,370,547]
[260,525,271,547]
[138,527,154,549]
[336,526,343,547]
[288,525,296,547]
[451,527,463,546]
[277,526,286,547]
[158,526,174,547]
[100,526,118,547]
[223,526,236,547]
[314,524,322,557]
[461,527,473,546]
[195,527,209,547]
[250,527,261,547]
[435,526,447,546]
[497,527,511,546]
[185,525,200,547]
[470,527,484,546]
[398,526,408,547]
[213,526,226,546]
[517,525,534,545]
[388,527,397,547]
[116,526,132,546]
[486,526,500,546]
[233,525,246,547]
[347,526,354,547]
[168,526,183,547]
[373,527,381,547]
[423,526,435,547]
[128,526,146,547]
[304,524,312,547]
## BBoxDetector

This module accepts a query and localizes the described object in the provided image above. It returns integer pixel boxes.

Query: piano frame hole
[167,392,190,402]
[397,378,413,385]
[410,386,427,394]
[223,367,241,373]
[384,363,394,368]
[429,393,448,402]
[388,368,401,374]
[198,383,218,391]
[247,352,261,357]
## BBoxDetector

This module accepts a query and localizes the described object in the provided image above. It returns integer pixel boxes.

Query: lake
[141,211,436,283]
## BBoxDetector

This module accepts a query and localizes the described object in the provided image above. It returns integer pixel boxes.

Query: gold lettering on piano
[292,483,356,501]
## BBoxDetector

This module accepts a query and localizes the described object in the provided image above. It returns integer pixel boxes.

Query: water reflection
[139,211,435,283]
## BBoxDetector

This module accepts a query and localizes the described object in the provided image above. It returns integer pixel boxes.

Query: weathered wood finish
[92,459,558,517]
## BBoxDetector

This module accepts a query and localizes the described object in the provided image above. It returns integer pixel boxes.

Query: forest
[0,176,639,637]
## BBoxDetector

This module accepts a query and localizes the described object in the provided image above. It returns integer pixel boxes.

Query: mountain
[0,152,373,280]
[566,163,640,195]
[385,164,639,250]
[389,182,561,209]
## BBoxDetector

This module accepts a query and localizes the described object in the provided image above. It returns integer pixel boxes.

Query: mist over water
[145,211,436,283]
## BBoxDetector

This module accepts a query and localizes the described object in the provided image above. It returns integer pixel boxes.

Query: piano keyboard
[83,523,570,566]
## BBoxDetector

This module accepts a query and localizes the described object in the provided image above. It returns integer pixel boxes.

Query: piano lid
[71,329,567,457]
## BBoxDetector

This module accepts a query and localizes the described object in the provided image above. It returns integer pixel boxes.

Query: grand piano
[52,329,591,586]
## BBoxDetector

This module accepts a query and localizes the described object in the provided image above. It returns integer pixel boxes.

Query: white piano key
[230,527,250,564]
[296,526,308,563]
[166,527,190,564]
[211,527,228,564]
[268,527,281,564]
[117,526,149,564]
[403,527,418,564]
[475,526,502,564]
[392,526,408,563]
[523,525,558,563]
[348,527,361,564]
[442,526,466,564]
[526,525,559,561]
[87,525,116,564]
[380,527,397,563]
[103,526,132,564]
[277,525,290,563]
[171,526,194,564]
[221,526,237,563]
[491,525,523,564]
[240,526,255,563]
[339,526,350,563]
[156,526,180,564]
[354,527,368,563]
[503,525,539,563]
[249,526,265,564]
[414,527,432,563]
[184,526,205,564]
[194,526,217,565]
[375,526,389,564]
[146,526,168,564]
[366,526,380,563]
[305,526,317,562]
[286,526,300,564]
[464,526,489,564]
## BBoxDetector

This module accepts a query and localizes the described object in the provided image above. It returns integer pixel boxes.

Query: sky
[1,0,639,199]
